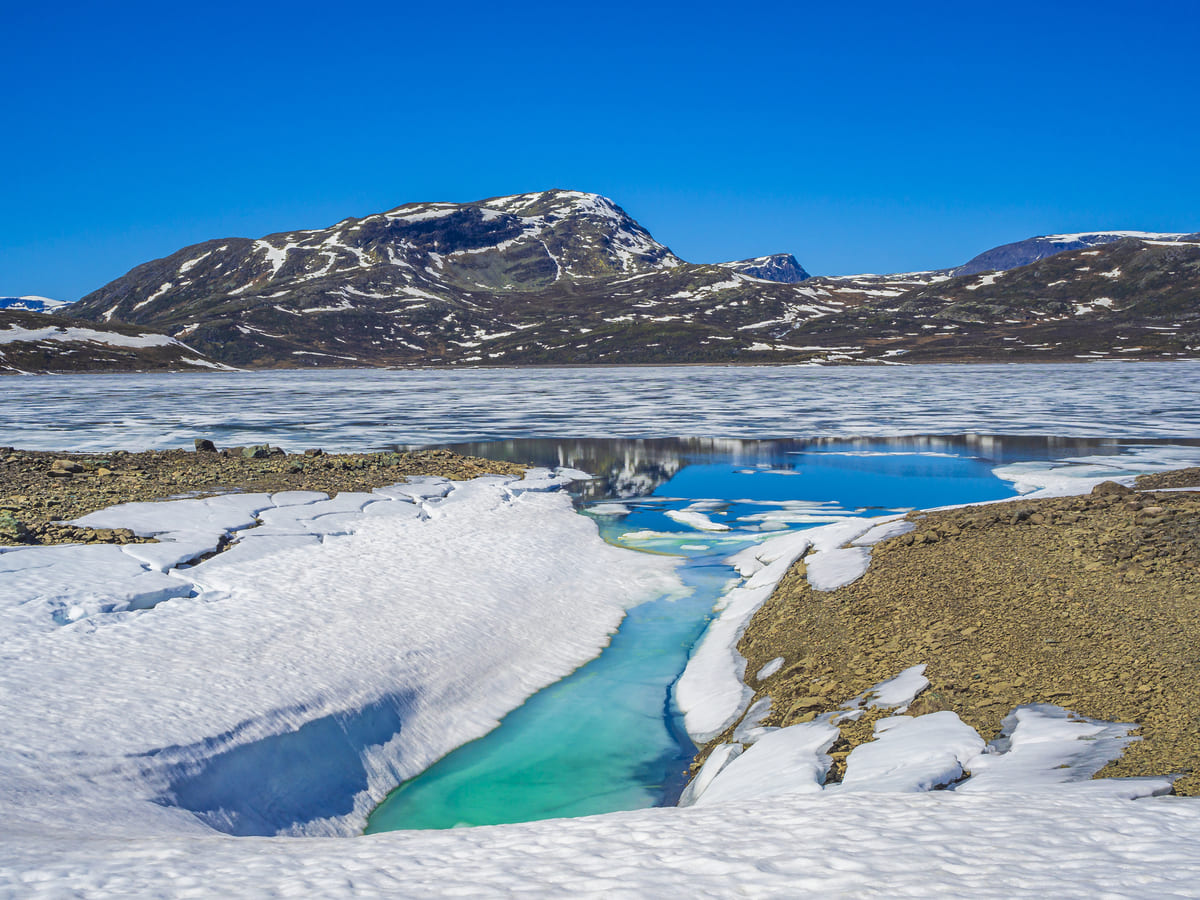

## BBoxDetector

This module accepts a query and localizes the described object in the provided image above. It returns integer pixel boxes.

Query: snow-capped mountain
[0,295,71,313]
[64,191,1200,369]
[77,190,683,326]
[951,231,1192,277]
[70,190,832,366]
[720,254,810,283]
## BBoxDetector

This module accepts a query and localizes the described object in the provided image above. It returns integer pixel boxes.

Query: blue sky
[3,0,1198,299]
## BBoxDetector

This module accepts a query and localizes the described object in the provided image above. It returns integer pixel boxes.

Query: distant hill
[0,308,227,374]
[0,296,71,313]
[787,236,1200,362]
[950,232,1192,277]
[63,191,1199,368]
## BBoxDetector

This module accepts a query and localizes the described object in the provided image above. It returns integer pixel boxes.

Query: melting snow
[0,472,679,844]
[0,326,182,349]
[255,240,291,276]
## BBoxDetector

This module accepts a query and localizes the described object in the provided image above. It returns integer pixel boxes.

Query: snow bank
[834,711,985,792]
[692,668,1170,805]
[691,718,839,806]
[0,470,680,839]
[3,791,1200,898]
[674,514,904,743]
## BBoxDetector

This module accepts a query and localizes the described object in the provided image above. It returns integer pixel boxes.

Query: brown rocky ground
[702,468,1200,794]
[0,444,525,545]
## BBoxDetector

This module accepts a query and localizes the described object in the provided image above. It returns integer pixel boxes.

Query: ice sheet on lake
[994,445,1200,498]
[0,469,680,840]
[4,362,1200,451]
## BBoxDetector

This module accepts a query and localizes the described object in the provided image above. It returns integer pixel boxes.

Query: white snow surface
[0,325,182,348]
[3,467,1200,895]
[692,719,840,806]
[0,471,680,843]
[854,663,931,711]
[4,791,1200,898]
[834,711,985,793]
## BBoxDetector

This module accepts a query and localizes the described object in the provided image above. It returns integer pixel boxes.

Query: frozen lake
[4,360,1200,451]
[6,363,1200,895]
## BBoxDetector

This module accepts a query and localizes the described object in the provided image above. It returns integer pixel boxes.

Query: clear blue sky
[3,0,1198,299]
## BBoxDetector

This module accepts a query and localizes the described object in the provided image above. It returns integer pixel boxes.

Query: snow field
[4,444,1200,895]
[0,324,186,348]
[0,471,680,839]
[5,790,1200,898]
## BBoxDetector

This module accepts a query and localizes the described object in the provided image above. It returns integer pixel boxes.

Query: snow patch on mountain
[0,324,186,349]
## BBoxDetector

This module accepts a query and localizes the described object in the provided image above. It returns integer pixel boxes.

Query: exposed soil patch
[705,474,1200,794]
[0,444,525,546]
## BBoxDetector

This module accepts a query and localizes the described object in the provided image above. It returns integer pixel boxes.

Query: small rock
[51,459,83,474]
[788,696,826,714]
[95,467,113,477]
[304,448,324,457]
[1092,481,1133,496]
[242,445,270,459]
[194,439,217,452]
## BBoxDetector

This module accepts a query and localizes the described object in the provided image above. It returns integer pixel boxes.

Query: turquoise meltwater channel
[364,438,1056,833]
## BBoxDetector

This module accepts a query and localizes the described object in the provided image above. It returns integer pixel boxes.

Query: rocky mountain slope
[67,191,1199,367]
[0,308,225,374]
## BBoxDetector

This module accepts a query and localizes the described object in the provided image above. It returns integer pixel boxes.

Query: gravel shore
[704,469,1200,794]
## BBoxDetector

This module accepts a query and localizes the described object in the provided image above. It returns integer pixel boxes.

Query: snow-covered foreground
[5,790,1200,897]
[4,459,1200,896]
[0,471,678,841]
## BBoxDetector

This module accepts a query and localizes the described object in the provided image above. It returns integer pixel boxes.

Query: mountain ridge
[43,191,1200,369]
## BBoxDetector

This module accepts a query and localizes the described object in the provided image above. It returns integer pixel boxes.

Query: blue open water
[364,437,1148,832]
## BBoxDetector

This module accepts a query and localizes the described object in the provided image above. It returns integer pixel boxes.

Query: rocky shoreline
[705,468,1200,795]
[0,444,525,545]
